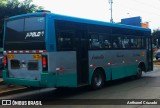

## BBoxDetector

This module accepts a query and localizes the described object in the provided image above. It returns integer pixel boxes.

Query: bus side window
[142,37,146,48]
[99,34,104,49]
[113,41,118,48]
[112,36,122,48]
[130,38,143,49]
[137,38,141,48]
[129,38,134,48]
[89,33,101,49]
[98,33,112,49]
[122,37,130,48]
[57,31,75,50]
[117,37,124,48]
[104,40,111,48]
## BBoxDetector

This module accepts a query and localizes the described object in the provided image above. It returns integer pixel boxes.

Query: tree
[0,0,43,19]
[152,29,160,48]
[20,0,43,13]
[0,0,7,6]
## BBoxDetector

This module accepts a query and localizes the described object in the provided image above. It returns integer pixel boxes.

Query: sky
[21,0,160,30]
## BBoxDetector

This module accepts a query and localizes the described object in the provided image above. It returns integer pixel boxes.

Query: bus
[2,11,153,89]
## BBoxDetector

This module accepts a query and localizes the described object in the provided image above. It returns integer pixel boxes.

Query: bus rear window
[4,17,45,50]
[7,19,24,32]
[25,17,45,31]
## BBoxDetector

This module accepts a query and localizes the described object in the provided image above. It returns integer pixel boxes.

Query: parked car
[155,49,160,60]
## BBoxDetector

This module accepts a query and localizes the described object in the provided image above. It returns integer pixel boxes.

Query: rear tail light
[42,55,48,71]
[3,56,8,68]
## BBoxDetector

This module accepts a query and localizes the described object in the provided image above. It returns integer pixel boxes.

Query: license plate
[33,54,42,60]
[7,54,14,59]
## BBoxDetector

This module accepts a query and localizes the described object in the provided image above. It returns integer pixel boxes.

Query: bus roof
[7,12,151,32]
[51,14,151,32]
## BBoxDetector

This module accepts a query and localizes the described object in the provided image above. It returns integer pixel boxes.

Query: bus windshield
[4,17,45,50]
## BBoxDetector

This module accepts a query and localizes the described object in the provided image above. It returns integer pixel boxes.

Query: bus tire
[91,69,105,90]
[135,67,142,79]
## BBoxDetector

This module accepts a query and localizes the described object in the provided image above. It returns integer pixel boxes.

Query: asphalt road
[1,66,160,108]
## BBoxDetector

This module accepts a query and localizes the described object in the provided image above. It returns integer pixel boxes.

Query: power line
[132,0,160,11]
[120,0,160,16]
[113,1,160,17]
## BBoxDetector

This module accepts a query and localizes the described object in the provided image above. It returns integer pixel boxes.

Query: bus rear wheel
[91,69,105,90]
[135,67,142,79]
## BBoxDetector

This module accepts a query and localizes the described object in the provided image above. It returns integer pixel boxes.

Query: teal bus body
[3,12,153,88]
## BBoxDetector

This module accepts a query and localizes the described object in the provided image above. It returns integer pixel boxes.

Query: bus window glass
[98,33,111,49]
[5,17,46,50]
[103,34,111,48]
[142,37,146,48]
[89,33,112,49]
[57,31,75,50]
[112,35,123,48]
[89,33,100,49]
[7,19,24,32]
[99,34,104,49]
[122,37,130,48]
[130,37,143,49]
[130,38,137,48]
[25,17,45,31]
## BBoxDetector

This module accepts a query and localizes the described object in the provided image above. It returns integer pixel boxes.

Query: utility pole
[109,0,113,23]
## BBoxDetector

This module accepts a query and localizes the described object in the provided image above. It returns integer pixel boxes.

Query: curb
[0,86,28,97]
[153,61,160,65]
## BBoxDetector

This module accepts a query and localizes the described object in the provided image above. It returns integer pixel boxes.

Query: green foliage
[152,29,160,37]
[0,0,43,47]
[152,29,160,48]
[0,0,7,6]
[0,0,43,18]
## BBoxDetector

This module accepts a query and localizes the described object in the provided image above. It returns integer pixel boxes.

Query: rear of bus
[3,13,51,87]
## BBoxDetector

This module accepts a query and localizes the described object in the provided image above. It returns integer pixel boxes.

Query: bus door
[76,30,89,86]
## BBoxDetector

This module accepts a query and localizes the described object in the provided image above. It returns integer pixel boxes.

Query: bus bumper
[2,70,56,87]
